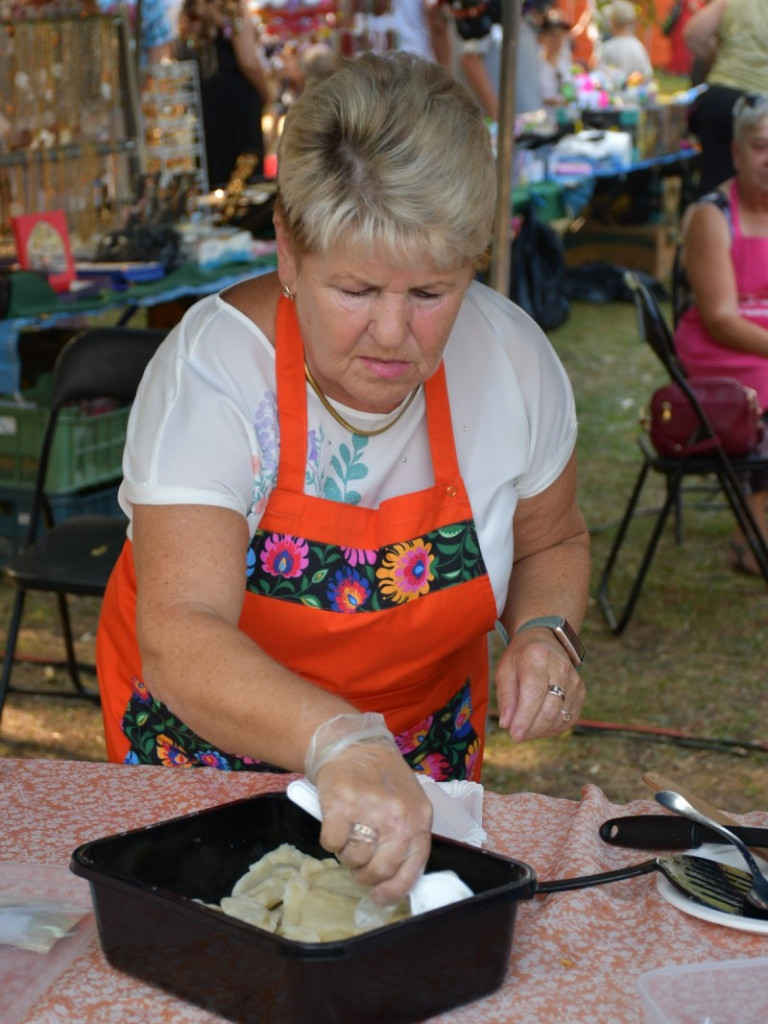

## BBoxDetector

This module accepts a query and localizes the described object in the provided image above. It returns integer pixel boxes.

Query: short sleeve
[119,294,279,533]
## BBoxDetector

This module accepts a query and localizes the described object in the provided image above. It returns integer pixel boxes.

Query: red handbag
[648,376,763,457]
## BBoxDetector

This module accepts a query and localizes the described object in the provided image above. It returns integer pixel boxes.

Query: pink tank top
[674,180,768,408]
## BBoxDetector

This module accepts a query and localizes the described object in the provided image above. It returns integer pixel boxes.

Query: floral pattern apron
[101,296,499,781]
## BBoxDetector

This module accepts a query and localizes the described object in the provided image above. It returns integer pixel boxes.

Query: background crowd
[86,0,712,189]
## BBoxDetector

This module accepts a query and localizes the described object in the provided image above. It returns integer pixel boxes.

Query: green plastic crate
[0,377,130,493]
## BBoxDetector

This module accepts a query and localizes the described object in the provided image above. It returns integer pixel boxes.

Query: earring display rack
[141,60,209,197]
[0,13,143,258]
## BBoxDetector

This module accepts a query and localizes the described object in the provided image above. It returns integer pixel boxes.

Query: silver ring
[547,684,566,701]
[560,709,574,722]
[348,822,379,845]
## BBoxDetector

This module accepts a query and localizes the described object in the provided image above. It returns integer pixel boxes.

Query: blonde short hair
[276,51,496,271]
[609,0,637,27]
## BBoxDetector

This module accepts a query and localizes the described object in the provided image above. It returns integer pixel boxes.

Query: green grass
[483,298,768,811]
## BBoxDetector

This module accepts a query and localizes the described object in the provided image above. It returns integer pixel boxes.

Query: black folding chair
[596,272,768,634]
[671,244,688,330]
[0,326,166,719]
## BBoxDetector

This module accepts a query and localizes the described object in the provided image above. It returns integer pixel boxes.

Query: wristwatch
[515,616,585,669]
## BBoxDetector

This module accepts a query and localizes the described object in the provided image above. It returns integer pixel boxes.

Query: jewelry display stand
[0,13,143,259]
[141,60,209,197]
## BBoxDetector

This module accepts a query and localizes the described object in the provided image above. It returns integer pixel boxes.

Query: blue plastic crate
[0,483,126,566]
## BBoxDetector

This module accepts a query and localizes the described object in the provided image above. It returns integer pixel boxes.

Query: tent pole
[488,0,523,296]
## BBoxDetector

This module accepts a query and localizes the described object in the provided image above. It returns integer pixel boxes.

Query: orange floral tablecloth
[1,758,765,1024]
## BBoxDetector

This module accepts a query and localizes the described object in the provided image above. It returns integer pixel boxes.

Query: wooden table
[2,759,765,1023]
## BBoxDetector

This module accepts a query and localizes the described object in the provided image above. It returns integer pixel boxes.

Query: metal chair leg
[0,589,28,721]
[55,592,90,696]
[598,462,687,634]
[715,458,768,582]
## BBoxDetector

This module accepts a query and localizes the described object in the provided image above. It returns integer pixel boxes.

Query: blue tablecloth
[512,145,700,221]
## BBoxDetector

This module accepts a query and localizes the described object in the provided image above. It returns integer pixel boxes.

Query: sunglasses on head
[734,92,768,114]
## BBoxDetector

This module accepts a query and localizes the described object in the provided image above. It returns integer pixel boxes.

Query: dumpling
[218,895,280,932]
[211,843,407,942]
[280,875,362,942]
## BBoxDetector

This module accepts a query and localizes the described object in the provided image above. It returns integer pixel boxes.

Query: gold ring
[348,822,379,844]
[560,709,574,722]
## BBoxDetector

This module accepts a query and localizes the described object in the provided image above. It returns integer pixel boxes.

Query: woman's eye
[414,290,442,300]
[341,288,370,298]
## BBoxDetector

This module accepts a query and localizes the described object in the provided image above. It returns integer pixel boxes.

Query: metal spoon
[655,790,768,911]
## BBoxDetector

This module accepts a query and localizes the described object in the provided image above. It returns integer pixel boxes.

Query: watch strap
[515,616,585,668]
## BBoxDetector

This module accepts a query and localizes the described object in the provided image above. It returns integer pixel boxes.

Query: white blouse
[120,280,578,615]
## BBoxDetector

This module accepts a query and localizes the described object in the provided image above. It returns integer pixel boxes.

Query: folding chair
[671,244,688,330]
[0,326,166,719]
[596,272,768,634]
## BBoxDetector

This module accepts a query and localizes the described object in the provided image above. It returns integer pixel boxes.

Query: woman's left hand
[497,452,590,741]
[494,628,586,742]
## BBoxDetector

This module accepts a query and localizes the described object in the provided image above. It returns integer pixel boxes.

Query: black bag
[561,261,668,304]
[449,1,501,40]
[510,202,571,332]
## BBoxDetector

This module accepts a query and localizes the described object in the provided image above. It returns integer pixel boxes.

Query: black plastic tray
[70,792,536,1024]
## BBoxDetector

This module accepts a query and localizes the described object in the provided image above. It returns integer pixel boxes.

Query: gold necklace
[304,361,420,438]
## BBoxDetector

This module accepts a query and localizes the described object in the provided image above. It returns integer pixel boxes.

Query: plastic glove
[305,713,433,905]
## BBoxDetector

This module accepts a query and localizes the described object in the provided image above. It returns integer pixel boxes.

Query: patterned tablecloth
[1,758,765,1024]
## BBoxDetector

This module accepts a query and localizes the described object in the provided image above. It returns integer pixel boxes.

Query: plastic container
[70,792,537,1024]
[0,377,130,492]
[0,861,96,1024]
[637,957,768,1024]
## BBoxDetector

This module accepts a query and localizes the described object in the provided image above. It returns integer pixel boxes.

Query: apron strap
[274,294,462,489]
[274,295,309,491]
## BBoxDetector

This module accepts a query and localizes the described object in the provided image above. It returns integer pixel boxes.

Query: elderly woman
[96,53,590,905]
[674,92,768,575]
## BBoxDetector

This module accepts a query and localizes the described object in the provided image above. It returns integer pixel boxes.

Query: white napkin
[416,776,487,848]
[286,776,487,848]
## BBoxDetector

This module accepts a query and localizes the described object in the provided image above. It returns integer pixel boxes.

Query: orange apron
[97,296,498,780]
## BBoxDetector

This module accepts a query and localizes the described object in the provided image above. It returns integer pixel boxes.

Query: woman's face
[277,228,475,414]
[733,115,768,192]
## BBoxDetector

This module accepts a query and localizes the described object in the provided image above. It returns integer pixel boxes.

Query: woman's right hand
[313,736,433,905]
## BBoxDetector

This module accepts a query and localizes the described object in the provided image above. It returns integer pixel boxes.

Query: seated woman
[674,92,768,576]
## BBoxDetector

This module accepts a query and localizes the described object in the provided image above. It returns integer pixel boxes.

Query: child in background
[598,0,653,80]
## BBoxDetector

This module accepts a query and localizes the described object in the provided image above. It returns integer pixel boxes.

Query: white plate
[656,843,768,935]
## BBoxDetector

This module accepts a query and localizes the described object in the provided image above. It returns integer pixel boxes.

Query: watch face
[514,616,585,667]
[556,620,585,665]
